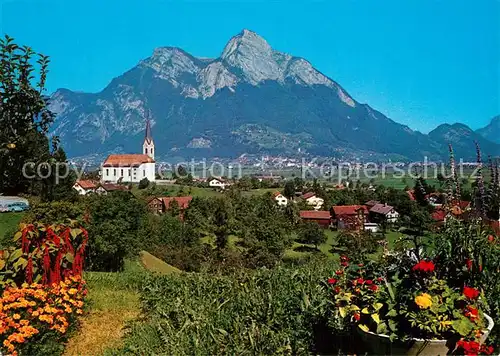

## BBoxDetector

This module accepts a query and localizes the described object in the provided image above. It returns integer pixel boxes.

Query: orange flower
[12,314,20,320]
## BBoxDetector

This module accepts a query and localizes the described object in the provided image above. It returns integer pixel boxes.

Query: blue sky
[1,0,498,133]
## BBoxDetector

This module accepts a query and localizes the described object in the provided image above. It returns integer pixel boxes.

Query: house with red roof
[147,196,193,214]
[73,180,98,195]
[272,192,288,206]
[330,205,369,230]
[100,120,156,183]
[299,210,331,228]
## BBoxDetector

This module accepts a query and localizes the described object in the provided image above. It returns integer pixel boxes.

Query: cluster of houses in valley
[298,200,400,232]
[72,180,131,195]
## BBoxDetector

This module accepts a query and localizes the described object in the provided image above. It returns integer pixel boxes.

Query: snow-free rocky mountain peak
[49,29,500,160]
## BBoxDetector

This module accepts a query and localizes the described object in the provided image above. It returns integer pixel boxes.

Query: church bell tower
[143,119,155,160]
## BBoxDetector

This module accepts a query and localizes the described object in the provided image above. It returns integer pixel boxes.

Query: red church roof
[103,154,154,167]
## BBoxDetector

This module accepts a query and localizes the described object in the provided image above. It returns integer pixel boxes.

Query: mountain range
[49,29,499,161]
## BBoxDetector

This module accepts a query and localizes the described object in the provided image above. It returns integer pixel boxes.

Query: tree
[297,222,327,249]
[86,192,147,271]
[0,35,69,197]
[138,177,150,189]
[237,176,252,191]
[414,177,430,207]
[284,181,295,199]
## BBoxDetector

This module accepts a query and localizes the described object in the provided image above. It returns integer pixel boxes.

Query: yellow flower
[12,314,21,320]
[68,288,78,295]
[415,293,433,309]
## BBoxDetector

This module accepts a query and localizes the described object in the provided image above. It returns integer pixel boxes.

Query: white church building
[101,120,156,183]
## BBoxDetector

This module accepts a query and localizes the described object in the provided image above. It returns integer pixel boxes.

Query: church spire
[143,119,154,159]
[145,119,153,145]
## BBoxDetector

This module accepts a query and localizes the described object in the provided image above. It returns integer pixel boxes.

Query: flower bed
[0,276,86,356]
[327,248,497,355]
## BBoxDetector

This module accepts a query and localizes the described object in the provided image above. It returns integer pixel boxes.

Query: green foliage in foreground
[113,258,339,355]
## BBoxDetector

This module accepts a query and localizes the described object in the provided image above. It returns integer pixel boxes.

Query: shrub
[138,178,150,190]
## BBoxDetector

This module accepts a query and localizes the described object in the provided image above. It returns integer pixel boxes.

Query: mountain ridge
[48,29,500,161]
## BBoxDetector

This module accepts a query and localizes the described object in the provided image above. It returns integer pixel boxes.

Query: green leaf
[9,249,22,261]
[358,324,369,332]
[388,320,397,332]
[452,319,473,336]
[376,323,388,334]
[70,228,82,238]
[64,253,74,263]
[373,302,383,311]
[339,307,347,318]
[371,313,380,324]
[13,231,22,242]
[0,259,5,270]
[361,307,370,314]
[386,309,397,317]
[13,257,27,270]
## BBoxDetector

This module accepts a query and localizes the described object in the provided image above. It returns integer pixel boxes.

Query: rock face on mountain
[429,123,500,160]
[477,116,500,144]
[49,29,490,161]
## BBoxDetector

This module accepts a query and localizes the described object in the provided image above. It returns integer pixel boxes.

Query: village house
[72,180,98,195]
[100,120,156,183]
[273,192,288,206]
[95,183,131,195]
[432,201,471,224]
[147,196,193,214]
[300,192,324,210]
[254,175,283,183]
[209,177,230,190]
[331,205,369,230]
[369,203,400,223]
[299,210,331,228]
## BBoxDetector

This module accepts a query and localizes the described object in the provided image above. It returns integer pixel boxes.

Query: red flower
[365,279,373,285]
[327,278,337,285]
[466,259,473,271]
[377,277,384,283]
[334,286,341,293]
[456,340,480,356]
[353,312,360,321]
[465,306,479,320]
[340,255,349,262]
[358,263,364,267]
[335,270,343,275]
[369,285,378,292]
[463,286,480,300]
[341,261,349,267]
[412,260,435,273]
[487,235,495,243]
[480,345,494,355]
[356,277,365,285]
